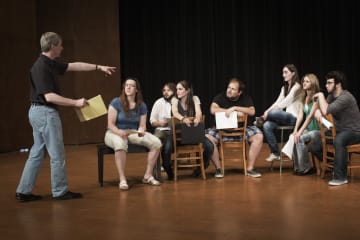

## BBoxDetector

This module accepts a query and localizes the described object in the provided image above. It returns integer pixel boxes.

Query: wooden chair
[318,114,360,178]
[218,114,248,176]
[171,116,206,181]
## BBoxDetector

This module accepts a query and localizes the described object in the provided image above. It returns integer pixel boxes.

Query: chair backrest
[170,116,206,180]
[171,116,205,150]
[318,114,338,177]
[318,114,336,160]
[180,122,205,144]
[218,114,248,144]
[218,114,248,175]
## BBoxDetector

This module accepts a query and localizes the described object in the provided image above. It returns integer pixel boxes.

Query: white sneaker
[265,153,280,162]
[328,179,348,186]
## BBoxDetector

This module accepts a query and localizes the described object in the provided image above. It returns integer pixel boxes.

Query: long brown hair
[120,77,143,116]
[177,80,195,117]
[283,64,300,96]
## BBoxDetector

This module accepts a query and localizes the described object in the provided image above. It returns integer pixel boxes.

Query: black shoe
[16,193,42,202]
[295,167,315,176]
[53,191,82,200]
[191,167,202,178]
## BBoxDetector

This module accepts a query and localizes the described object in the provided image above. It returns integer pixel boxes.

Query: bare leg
[247,133,263,170]
[144,148,160,179]
[206,134,221,169]
[114,150,127,182]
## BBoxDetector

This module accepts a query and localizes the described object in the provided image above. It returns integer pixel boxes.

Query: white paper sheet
[321,117,333,129]
[215,111,238,129]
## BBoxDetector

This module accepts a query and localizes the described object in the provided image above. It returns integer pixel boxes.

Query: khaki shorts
[104,130,162,152]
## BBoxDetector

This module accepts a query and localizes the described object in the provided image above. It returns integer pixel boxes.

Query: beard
[227,94,240,101]
[163,94,174,102]
[327,87,335,95]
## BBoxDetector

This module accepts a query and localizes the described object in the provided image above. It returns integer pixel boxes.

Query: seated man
[313,70,360,186]
[150,82,176,180]
[206,76,263,178]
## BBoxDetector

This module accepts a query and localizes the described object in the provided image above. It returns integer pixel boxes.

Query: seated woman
[171,80,223,178]
[262,64,303,161]
[104,77,162,190]
[291,74,322,175]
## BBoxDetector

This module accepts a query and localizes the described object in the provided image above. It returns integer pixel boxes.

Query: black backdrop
[119,0,359,127]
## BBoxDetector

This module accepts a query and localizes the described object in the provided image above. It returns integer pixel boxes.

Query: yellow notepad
[75,95,107,122]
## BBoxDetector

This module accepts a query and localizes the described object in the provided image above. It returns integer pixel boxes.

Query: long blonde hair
[301,73,320,104]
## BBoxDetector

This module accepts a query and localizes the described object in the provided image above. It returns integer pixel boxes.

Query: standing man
[16,32,116,201]
[314,70,360,186]
[150,82,176,180]
[207,77,263,177]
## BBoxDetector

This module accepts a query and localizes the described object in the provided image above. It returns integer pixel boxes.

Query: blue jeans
[333,130,360,180]
[16,106,68,197]
[263,109,296,154]
[162,134,174,179]
[294,130,321,172]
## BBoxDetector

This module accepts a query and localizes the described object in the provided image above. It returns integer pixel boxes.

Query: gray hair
[40,32,62,52]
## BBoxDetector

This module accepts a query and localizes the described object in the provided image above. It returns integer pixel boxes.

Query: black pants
[161,134,214,179]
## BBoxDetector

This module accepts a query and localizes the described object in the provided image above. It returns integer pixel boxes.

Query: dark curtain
[119,0,359,127]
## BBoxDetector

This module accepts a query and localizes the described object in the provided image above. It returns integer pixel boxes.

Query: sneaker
[265,153,280,162]
[328,179,348,186]
[247,169,262,178]
[16,193,42,202]
[53,191,82,200]
[214,168,224,178]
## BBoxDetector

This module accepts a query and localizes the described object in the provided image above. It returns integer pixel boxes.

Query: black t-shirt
[212,92,255,126]
[29,54,68,107]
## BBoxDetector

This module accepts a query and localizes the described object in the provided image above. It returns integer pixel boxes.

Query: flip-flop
[119,180,129,190]
[142,176,161,186]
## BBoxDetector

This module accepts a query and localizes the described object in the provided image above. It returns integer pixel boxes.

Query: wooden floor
[1,144,360,240]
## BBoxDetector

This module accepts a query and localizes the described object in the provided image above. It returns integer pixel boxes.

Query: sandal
[119,180,129,190]
[142,176,161,186]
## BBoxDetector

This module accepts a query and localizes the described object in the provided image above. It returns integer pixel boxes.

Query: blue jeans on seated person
[263,109,296,155]
[333,130,360,180]
[294,130,321,172]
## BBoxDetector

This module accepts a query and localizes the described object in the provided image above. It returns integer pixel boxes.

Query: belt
[31,102,44,106]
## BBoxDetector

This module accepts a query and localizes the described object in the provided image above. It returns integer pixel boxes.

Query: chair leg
[220,145,225,176]
[279,129,284,174]
[174,157,178,181]
[200,151,206,180]
[243,147,247,176]
[97,147,104,187]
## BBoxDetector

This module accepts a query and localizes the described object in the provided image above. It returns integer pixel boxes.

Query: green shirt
[304,101,319,131]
